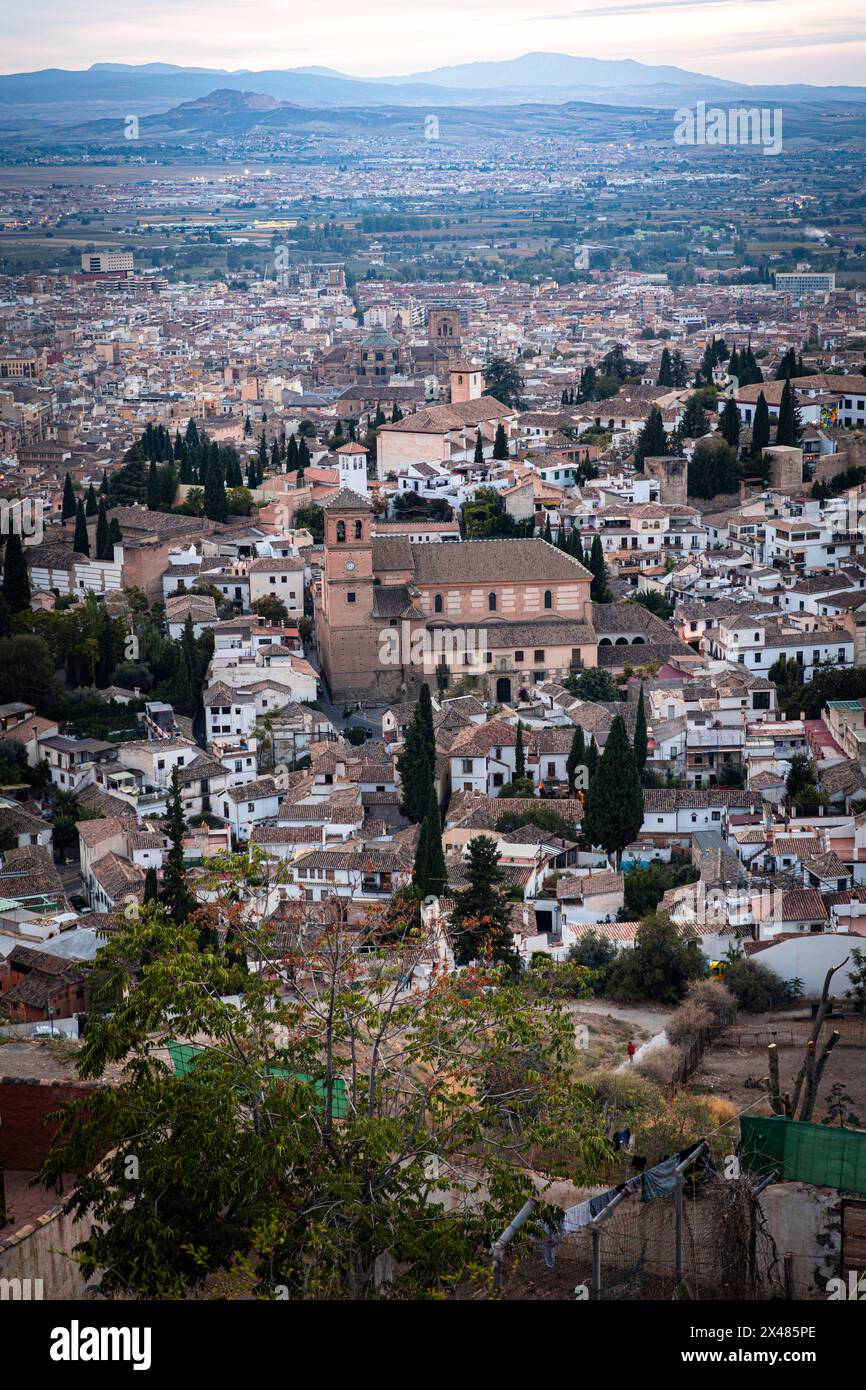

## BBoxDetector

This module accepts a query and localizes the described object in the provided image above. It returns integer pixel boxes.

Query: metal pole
[491,1198,536,1292]
[592,1226,601,1301]
[675,1173,684,1285]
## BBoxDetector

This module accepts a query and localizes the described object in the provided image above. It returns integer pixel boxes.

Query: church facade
[315,489,598,703]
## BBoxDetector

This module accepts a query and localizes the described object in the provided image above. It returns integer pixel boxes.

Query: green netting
[165,1042,348,1117]
[740,1115,866,1194]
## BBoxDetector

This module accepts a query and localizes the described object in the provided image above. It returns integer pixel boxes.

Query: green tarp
[165,1042,348,1118]
[740,1115,866,1194]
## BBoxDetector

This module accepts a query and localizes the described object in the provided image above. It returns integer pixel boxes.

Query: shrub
[634,1046,680,1086]
[665,998,713,1046]
[684,978,735,1026]
[723,958,790,1013]
[605,913,705,1005]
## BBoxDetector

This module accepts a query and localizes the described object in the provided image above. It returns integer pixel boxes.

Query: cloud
[539,0,781,18]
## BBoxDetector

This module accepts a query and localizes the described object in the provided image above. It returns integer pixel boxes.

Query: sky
[3,0,866,85]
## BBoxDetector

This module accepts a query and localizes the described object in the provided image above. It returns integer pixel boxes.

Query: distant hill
[1,54,866,131]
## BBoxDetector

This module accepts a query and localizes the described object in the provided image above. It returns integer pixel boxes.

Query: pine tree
[581,715,644,869]
[85,483,98,517]
[634,406,667,467]
[514,721,526,781]
[751,391,771,456]
[450,836,517,970]
[61,473,76,523]
[656,347,673,387]
[633,684,648,776]
[492,422,509,460]
[474,429,484,463]
[95,497,111,561]
[720,397,741,450]
[566,725,586,792]
[1,533,31,613]
[73,499,90,556]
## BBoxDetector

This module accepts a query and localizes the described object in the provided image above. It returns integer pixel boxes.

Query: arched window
[544,590,553,610]
[488,592,497,612]
[336,520,345,543]
[354,519,363,540]
[434,594,443,614]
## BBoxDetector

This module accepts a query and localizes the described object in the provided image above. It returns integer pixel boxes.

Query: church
[314,489,598,703]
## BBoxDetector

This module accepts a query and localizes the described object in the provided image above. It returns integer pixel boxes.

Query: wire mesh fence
[501,1170,787,1301]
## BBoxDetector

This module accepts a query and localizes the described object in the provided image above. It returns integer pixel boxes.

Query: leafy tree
[564,668,618,703]
[567,931,617,992]
[251,596,290,624]
[723,957,791,1013]
[581,715,643,869]
[293,505,323,543]
[483,356,523,409]
[687,438,738,499]
[607,913,704,1004]
[785,752,814,804]
[622,861,699,918]
[1,533,31,613]
[451,836,518,970]
[38,890,606,1299]
[630,590,672,621]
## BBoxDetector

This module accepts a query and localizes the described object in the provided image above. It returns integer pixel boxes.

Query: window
[434,594,443,614]
[534,649,544,663]
[462,759,473,774]
[488,592,497,612]
[336,520,346,543]
[544,590,552,609]
[354,520,363,540]
[347,592,356,604]
[515,650,524,663]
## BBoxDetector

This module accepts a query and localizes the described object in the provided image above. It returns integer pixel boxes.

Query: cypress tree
[776,379,800,447]
[73,499,90,556]
[95,496,111,560]
[514,720,526,780]
[204,451,228,523]
[397,701,434,823]
[751,391,771,456]
[143,866,159,903]
[585,738,599,784]
[450,835,517,970]
[474,429,484,463]
[108,516,122,548]
[634,406,667,467]
[414,782,447,898]
[85,483,98,517]
[161,764,196,925]
[543,514,552,544]
[1,533,31,613]
[417,682,436,780]
[634,684,648,776]
[61,473,76,523]
[147,458,161,510]
[566,724,586,792]
[492,422,509,460]
[589,534,610,604]
[581,715,644,869]
[656,347,673,387]
[99,469,109,496]
[720,397,741,450]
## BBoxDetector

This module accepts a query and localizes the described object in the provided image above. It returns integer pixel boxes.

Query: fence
[499,1169,786,1302]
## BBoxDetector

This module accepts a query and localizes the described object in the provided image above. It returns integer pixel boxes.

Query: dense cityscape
[1,13,866,1351]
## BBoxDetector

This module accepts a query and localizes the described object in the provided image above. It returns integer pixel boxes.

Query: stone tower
[644,455,688,506]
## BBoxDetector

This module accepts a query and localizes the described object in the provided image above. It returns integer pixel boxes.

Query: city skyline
[2,0,866,86]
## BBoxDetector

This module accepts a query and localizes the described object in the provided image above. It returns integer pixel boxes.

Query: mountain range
[2,52,866,130]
